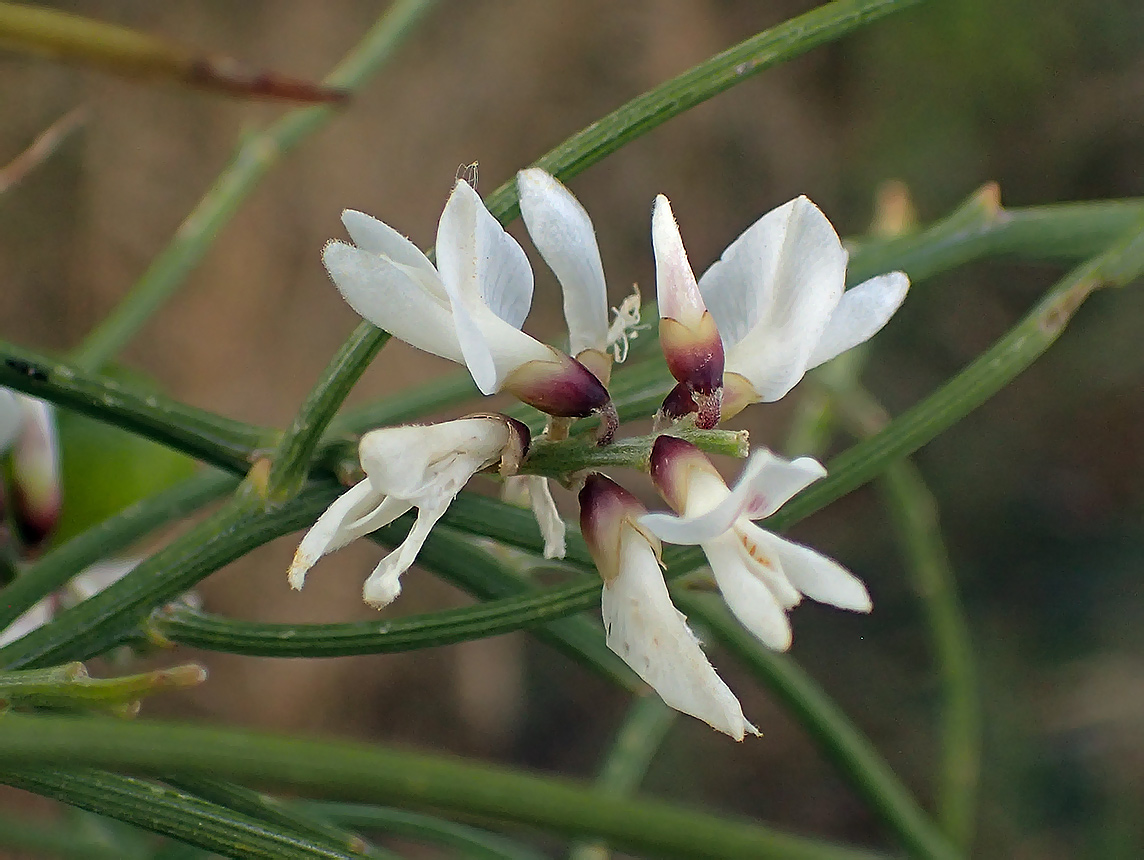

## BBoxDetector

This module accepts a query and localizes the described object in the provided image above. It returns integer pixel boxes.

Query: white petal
[340,210,445,301]
[438,179,534,328]
[806,271,909,370]
[757,530,872,612]
[0,389,22,452]
[521,475,566,560]
[518,169,609,356]
[701,197,847,400]
[652,195,706,327]
[67,559,137,602]
[362,503,447,608]
[323,241,464,364]
[640,449,825,546]
[602,527,757,740]
[436,181,551,393]
[289,479,387,590]
[702,532,794,650]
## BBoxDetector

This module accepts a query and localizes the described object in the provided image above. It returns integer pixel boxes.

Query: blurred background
[2,1,1142,857]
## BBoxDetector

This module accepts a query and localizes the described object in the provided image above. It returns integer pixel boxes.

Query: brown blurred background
[2,1,1143,856]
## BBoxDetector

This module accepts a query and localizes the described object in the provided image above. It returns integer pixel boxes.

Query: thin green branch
[0,767,366,860]
[830,385,980,850]
[482,0,929,222]
[0,714,894,860]
[879,460,979,851]
[69,0,439,371]
[0,808,143,860]
[675,594,958,860]
[0,341,271,472]
[0,468,236,634]
[301,801,547,860]
[569,696,678,860]
[167,775,400,860]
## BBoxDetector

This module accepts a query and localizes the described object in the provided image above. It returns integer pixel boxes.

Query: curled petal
[288,479,394,590]
[807,271,910,370]
[643,439,826,545]
[518,169,609,356]
[437,179,534,329]
[361,503,448,608]
[523,475,566,559]
[602,527,757,740]
[323,241,464,364]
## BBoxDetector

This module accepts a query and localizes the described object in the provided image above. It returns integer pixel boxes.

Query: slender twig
[0,713,896,860]
[69,0,439,371]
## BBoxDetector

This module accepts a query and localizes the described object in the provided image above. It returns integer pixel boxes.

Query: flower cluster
[292,170,908,738]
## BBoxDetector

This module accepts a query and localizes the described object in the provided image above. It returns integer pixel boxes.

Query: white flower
[289,415,529,608]
[697,196,909,420]
[323,178,613,427]
[579,472,758,740]
[641,436,871,651]
[0,390,61,547]
[652,195,725,428]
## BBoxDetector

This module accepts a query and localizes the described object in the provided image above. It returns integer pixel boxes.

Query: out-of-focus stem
[69,0,439,371]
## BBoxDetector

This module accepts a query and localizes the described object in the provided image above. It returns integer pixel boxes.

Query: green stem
[879,460,979,851]
[521,427,747,478]
[676,594,957,860]
[0,468,236,634]
[0,661,204,714]
[481,0,929,222]
[168,775,400,860]
[569,696,678,860]
[301,801,547,860]
[0,808,142,860]
[69,0,439,371]
[0,341,272,472]
[832,385,980,851]
[264,328,390,500]
[0,714,894,860]
[0,767,364,860]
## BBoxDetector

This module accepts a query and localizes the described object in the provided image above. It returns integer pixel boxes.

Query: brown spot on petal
[739,531,775,570]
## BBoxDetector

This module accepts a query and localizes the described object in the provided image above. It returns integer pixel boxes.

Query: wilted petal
[518,169,609,356]
[323,241,464,363]
[602,527,757,740]
[522,475,566,559]
[807,271,910,370]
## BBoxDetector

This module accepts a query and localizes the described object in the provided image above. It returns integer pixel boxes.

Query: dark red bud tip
[658,382,698,424]
[507,355,611,419]
[693,388,723,430]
